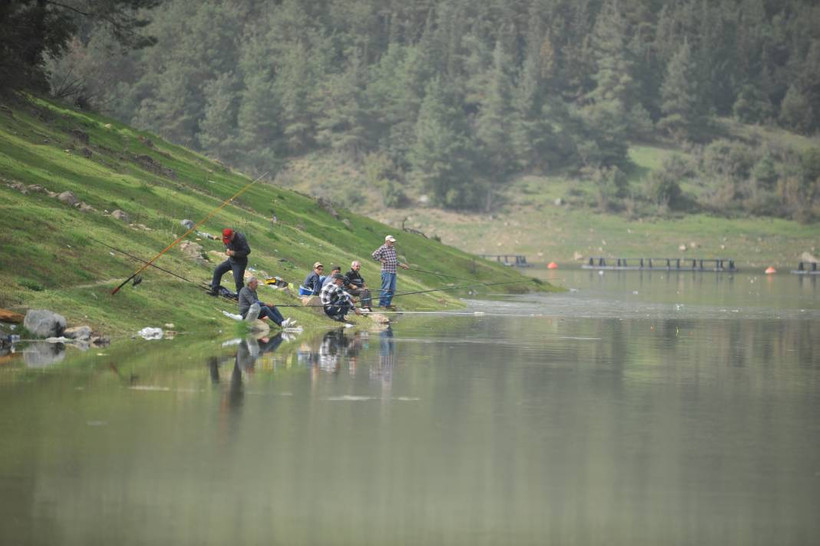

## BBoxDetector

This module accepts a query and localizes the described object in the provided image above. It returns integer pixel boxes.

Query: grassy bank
[0,96,551,339]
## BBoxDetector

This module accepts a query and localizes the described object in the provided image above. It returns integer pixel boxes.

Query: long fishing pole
[260,279,533,308]
[90,237,195,285]
[392,279,530,298]
[111,171,268,295]
[406,267,462,279]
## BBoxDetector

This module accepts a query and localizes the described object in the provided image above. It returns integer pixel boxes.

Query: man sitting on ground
[344,260,372,311]
[321,265,342,287]
[239,277,296,328]
[301,262,324,296]
[320,273,361,322]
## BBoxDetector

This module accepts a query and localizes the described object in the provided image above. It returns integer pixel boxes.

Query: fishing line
[406,267,462,279]
[111,171,268,295]
[247,279,532,308]
[90,237,196,285]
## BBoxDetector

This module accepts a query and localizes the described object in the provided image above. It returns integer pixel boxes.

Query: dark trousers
[258,304,285,327]
[212,258,247,294]
[349,287,372,309]
[324,301,353,322]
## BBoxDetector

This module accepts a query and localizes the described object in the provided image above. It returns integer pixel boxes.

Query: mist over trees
[34,0,820,218]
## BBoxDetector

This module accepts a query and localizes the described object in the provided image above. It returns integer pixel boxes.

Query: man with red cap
[209,227,251,297]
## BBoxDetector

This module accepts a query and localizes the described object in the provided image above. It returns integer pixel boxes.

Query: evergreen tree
[658,39,705,141]
[779,85,813,135]
[410,78,478,209]
[476,41,519,176]
[0,0,158,91]
[198,72,241,163]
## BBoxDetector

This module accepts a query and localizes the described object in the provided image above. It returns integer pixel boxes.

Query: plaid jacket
[320,282,352,307]
[371,244,398,273]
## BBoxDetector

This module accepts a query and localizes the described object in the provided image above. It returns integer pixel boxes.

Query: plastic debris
[137,327,163,340]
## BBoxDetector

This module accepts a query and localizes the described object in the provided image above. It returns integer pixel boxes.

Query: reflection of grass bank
[0,96,552,339]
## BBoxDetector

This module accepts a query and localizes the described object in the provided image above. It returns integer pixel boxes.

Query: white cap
[385,235,396,242]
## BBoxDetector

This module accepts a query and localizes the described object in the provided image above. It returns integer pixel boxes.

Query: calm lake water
[1,269,818,545]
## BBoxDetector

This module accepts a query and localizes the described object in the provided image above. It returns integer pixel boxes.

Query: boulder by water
[64,325,92,341]
[24,309,66,338]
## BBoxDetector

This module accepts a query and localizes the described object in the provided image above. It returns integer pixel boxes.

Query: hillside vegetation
[30,0,820,221]
[0,96,548,338]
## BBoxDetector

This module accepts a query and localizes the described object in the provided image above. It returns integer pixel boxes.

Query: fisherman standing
[210,228,251,296]
[371,235,408,310]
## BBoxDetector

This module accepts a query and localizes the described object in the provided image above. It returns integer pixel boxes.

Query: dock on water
[480,254,532,267]
[582,256,739,272]
[791,261,819,275]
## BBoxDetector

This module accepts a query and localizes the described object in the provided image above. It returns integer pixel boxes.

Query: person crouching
[320,273,361,322]
[238,277,296,328]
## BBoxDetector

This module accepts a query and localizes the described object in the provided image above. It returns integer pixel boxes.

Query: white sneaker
[282,318,293,328]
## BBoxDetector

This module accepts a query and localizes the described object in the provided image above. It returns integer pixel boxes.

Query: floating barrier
[582,257,738,272]
[480,254,532,267]
[791,261,819,275]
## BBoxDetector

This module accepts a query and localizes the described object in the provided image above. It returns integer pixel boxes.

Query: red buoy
[765,266,776,274]
[547,262,558,269]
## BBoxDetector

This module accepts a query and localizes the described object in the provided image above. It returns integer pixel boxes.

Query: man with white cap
[371,235,409,310]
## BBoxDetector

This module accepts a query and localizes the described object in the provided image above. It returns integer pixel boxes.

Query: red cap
[222,228,234,244]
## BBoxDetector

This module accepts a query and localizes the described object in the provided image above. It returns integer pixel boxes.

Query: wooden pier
[791,261,820,275]
[480,254,532,267]
[582,257,739,272]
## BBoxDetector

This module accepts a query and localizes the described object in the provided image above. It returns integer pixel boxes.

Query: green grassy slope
[0,96,550,337]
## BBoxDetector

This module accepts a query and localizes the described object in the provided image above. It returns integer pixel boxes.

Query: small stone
[111,210,130,222]
[64,326,92,341]
[58,191,79,206]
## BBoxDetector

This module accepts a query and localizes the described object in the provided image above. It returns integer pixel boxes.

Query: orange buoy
[547,262,558,269]
[765,266,776,274]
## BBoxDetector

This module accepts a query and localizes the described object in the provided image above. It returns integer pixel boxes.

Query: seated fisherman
[321,265,342,287]
[301,262,324,296]
[320,273,361,322]
[238,277,296,328]
[344,260,372,311]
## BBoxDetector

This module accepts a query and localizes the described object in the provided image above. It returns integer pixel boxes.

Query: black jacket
[226,232,251,262]
[344,269,365,289]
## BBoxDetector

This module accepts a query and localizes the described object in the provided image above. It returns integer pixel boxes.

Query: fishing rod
[111,171,269,295]
[90,237,196,285]
[260,279,533,308]
[406,267,462,279]
[392,279,530,298]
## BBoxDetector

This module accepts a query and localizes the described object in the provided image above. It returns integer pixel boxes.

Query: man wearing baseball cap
[371,234,409,310]
[320,272,361,322]
[209,227,251,296]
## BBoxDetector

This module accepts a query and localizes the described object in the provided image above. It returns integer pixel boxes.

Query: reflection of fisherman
[372,327,395,387]
[318,328,347,372]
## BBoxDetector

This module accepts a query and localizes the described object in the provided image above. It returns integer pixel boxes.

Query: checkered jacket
[320,282,353,307]
[372,244,398,273]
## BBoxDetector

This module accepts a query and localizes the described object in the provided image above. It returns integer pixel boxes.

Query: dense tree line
[24,0,820,217]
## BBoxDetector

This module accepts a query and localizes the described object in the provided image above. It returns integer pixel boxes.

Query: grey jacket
[238,286,260,318]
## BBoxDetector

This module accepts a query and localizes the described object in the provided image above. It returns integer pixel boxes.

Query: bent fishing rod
[90,237,195,285]
[111,171,268,295]
[263,279,533,308]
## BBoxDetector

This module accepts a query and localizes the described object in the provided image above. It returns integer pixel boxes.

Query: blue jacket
[303,271,323,295]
